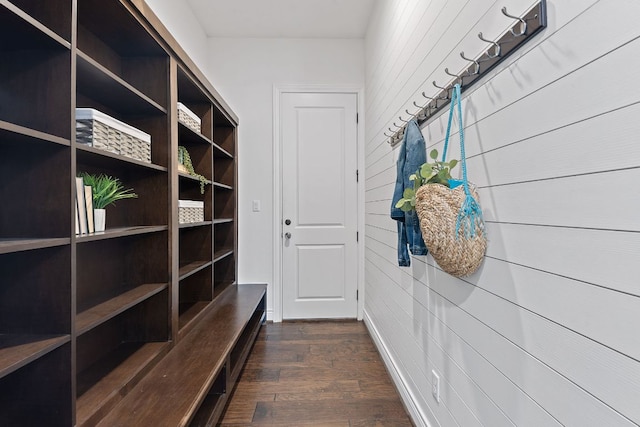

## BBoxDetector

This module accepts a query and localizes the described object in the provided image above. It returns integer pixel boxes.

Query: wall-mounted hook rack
[387,0,547,146]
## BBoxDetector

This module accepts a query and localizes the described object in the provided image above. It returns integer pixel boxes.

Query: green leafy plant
[178,145,207,194]
[394,149,458,212]
[80,173,138,209]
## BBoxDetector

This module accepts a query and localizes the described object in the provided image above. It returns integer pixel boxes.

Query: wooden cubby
[0,0,255,425]
[5,0,72,42]
[176,64,217,336]
[0,342,72,427]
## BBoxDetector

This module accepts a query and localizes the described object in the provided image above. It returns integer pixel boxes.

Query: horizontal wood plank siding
[363,0,640,426]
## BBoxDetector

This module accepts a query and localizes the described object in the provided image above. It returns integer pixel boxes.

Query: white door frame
[272,84,365,323]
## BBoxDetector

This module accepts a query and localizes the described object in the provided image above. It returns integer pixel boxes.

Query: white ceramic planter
[94,208,106,232]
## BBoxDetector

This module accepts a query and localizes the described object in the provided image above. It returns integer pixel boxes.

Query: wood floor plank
[218,320,413,426]
[252,399,409,423]
[235,379,361,395]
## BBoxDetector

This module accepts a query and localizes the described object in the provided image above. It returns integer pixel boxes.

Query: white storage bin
[76,108,152,163]
[177,102,202,134]
[179,200,205,224]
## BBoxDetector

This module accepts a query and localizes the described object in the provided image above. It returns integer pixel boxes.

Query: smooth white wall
[364,0,640,426]
[143,0,211,77]
[207,38,365,317]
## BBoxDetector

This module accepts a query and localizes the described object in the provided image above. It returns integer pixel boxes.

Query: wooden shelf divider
[0,334,70,379]
[0,237,70,255]
[213,248,234,263]
[76,283,168,335]
[179,260,213,280]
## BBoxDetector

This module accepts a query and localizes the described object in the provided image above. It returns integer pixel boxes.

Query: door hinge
[356,231,359,242]
[356,169,359,182]
[356,113,359,123]
[357,290,359,300]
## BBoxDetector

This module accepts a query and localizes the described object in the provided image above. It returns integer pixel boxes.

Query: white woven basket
[76,108,151,163]
[179,200,204,224]
[177,102,202,134]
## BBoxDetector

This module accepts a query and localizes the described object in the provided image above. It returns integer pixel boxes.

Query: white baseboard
[363,310,432,427]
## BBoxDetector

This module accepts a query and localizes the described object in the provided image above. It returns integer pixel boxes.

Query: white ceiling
[186,0,376,38]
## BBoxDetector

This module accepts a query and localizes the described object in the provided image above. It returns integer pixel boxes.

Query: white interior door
[281,92,358,319]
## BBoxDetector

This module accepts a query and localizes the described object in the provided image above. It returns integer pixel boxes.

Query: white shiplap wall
[363,1,640,426]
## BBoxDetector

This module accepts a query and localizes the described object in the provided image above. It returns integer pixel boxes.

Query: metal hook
[501,7,527,36]
[432,80,447,91]
[384,131,394,137]
[432,81,451,101]
[408,107,426,120]
[393,122,403,129]
[478,32,501,58]
[421,91,434,100]
[444,68,459,79]
[460,52,480,75]
[398,115,410,123]
[413,101,430,116]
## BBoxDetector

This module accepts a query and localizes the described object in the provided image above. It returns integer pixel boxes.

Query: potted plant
[394,149,459,212]
[80,173,138,232]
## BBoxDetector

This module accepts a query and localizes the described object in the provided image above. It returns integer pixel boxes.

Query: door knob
[284,232,292,239]
[285,219,291,225]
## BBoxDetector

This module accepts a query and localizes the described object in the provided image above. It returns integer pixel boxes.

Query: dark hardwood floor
[218,320,414,426]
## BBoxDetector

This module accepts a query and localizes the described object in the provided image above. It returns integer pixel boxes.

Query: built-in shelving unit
[0,0,250,425]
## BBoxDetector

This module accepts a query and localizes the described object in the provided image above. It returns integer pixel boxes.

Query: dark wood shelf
[213,248,234,263]
[178,171,212,184]
[76,144,168,173]
[76,283,168,335]
[0,120,70,147]
[178,121,212,145]
[4,0,71,43]
[77,0,166,58]
[0,334,70,379]
[229,305,265,378]
[76,341,168,427]
[0,237,70,255]
[178,220,213,229]
[76,225,168,243]
[179,260,213,281]
[213,142,233,159]
[213,181,233,190]
[213,218,233,224]
[76,51,167,116]
[0,2,70,49]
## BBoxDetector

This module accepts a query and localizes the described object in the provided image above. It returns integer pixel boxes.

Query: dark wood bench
[97,284,266,427]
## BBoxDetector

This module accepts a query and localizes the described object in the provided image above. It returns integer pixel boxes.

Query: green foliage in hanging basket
[79,173,138,209]
[178,145,207,194]
[394,149,458,212]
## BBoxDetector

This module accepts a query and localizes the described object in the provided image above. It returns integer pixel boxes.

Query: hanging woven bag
[415,84,487,277]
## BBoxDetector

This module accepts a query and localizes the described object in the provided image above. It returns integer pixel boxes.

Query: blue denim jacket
[390,119,428,266]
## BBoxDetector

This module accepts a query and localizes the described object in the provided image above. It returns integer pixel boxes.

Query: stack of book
[75,176,95,234]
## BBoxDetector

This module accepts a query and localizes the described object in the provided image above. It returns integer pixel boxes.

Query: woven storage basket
[177,102,201,134]
[76,108,151,163]
[179,200,204,224]
[415,183,486,277]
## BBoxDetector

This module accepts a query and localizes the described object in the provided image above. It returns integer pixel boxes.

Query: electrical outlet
[431,370,440,403]
[252,200,261,212]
